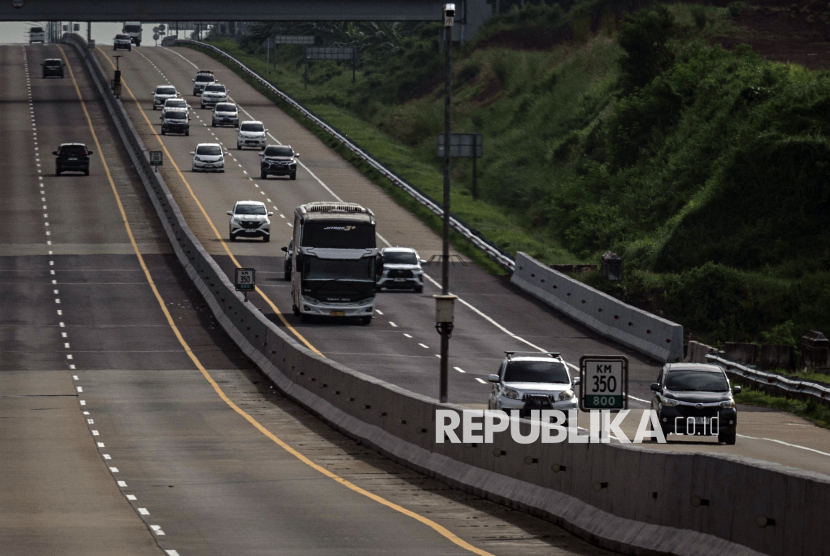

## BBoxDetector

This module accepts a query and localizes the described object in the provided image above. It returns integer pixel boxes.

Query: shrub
[617,5,676,92]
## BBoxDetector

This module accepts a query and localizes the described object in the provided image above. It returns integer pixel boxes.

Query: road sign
[149,151,162,166]
[235,268,255,292]
[152,26,159,33]
[436,133,483,158]
[579,355,628,410]
[158,24,166,32]
[153,33,159,41]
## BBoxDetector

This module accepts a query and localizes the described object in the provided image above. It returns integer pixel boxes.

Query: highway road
[0,42,617,556]
[92,43,830,476]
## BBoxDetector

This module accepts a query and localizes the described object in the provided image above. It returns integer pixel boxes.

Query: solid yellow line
[96,47,321,357]
[60,44,493,556]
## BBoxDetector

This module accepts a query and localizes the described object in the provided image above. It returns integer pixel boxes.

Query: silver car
[200,83,228,109]
[237,121,267,150]
[376,247,426,293]
[152,85,179,110]
[488,352,578,420]
[212,103,239,127]
[227,200,272,242]
[113,34,132,51]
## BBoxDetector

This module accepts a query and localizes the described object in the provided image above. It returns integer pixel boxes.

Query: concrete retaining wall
[511,252,684,362]
[67,35,829,556]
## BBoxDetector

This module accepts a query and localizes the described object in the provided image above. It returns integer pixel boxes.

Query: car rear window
[264,146,293,157]
[665,370,729,392]
[165,100,186,107]
[240,123,264,132]
[59,145,87,156]
[383,251,417,265]
[44,60,62,67]
[196,145,222,155]
[502,361,570,384]
[204,84,225,92]
[30,27,44,33]
[156,87,176,95]
[215,103,236,112]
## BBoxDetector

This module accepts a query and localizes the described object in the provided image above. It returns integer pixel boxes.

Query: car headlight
[720,400,736,409]
[558,389,574,401]
[194,156,202,162]
[503,388,520,400]
[662,397,680,407]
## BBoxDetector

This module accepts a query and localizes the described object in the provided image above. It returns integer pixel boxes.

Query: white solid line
[475,378,487,384]
[454,367,466,373]
[737,434,830,458]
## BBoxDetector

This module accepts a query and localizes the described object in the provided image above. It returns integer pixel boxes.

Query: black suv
[259,145,298,180]
[650,363,740,445]
[54,143,93,176]
[42,59,64,78]
[161,110,190,136]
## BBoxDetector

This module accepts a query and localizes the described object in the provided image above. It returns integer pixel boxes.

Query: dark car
[42,59,64,78]
[281,239,293,281]
[259,145,298,180]
[54,143,93,176]
[160,109,190,136]
[650,363,740,445]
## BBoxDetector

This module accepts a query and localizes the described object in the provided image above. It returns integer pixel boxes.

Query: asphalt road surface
[0,43,618,556]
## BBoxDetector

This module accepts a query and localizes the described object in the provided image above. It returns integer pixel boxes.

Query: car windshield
[384,251,417,265]
[205,85,225,92]
[503,360,570,384]
[156,87,176,95]
[166,112,187,120]
[235,204,266,215]
[44,60,61,67]
[59,145,87,156]
[115,34,130,40]
[196,145,222,156]
[165,100,186,108]
[216,104,236,113]
[303,257,375,282]
[241,123,264,132]
[264,146,293,157]
[665,371,729,392]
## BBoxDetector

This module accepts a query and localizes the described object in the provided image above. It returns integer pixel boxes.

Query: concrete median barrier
[66,33,824,556]
[511,252,683,362]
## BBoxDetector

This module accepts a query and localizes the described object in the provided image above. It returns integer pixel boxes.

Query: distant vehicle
[152,85,179,110]
[160,35,176,47]
[290,202,378,324]
[160,109,190,136]
[54,143,93,176]
[113,33,132,51]
[161,98,189,116]
[650,363,739,445]
[376,247,426,293]
[282,238,293,280]
[122,22,142,46]
[488,352,578,423]
[259,145,298,180]
[211,102,239,127]
[192,70,215,96]
[200,83,228,109]
[29,27,45,44]
[227,200,273,242]
[236,121,266,150]
[190,143,225,172]
[41,58,63,78]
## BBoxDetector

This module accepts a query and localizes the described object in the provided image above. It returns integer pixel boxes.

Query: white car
[237,121,267,150]
[152,85,179,110]
[227,200,273,242]
[190,143,225,172]
[192,70,215,96]
[488,352,579,422]
[29,27,45,44]
[200,83,228,109]
[376,247,426,293]
[113,34,132,51]
[212,103,239,127]
[161,98,189,117]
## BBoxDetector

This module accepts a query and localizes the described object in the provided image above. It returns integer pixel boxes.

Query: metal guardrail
[175,39,516,271]
[707,354,830,407]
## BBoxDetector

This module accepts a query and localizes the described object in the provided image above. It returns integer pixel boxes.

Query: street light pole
[436,3,456,405]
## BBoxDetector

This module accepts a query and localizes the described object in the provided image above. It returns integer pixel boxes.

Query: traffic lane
[154,45,451,258]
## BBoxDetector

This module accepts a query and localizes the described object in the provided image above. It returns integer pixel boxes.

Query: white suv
[190,143,225,172]
[161,98,189,118]
[152,85,179,110]
[488,352,578,421]
[227,201,272,242]
[29,27,46,44]
[212,103,239,127]
[200,83,228,109]
[237,121,267,150]
[376,247,426,293]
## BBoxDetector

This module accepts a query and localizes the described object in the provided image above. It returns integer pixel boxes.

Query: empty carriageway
[0,42,614,556]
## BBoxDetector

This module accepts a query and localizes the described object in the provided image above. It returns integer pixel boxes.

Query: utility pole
[435,4,457,405]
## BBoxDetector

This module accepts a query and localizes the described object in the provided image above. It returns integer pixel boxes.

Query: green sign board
[579,355,628,410]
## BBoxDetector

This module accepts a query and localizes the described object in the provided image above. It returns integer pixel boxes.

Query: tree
[617,5,675,93]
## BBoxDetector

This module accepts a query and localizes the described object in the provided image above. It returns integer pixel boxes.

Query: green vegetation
[196,0,830,347]
[736,388,830,430]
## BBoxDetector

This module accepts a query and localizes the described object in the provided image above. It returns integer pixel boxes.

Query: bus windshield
[301,221,375,249]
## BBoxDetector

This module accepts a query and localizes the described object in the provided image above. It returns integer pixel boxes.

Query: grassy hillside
[198,1,830,348]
